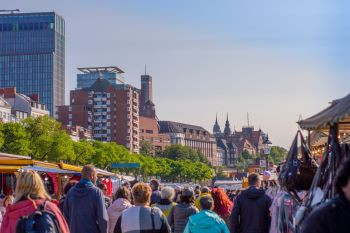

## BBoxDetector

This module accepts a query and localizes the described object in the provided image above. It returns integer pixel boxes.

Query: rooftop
[77,66,125,74]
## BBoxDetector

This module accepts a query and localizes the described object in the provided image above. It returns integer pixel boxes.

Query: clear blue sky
[2,0,350,147]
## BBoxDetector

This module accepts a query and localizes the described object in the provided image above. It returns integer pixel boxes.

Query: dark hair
[150,179,159,190]
[335,158,350,196]
[115,186,131,202]
[248,173,260,186]
[64,181,77,195]
[200,195,214,210]
[98,183,107,190]
[180,195,195,204]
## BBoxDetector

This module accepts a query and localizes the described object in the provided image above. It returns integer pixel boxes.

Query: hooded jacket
[108,198,132,233]
[63,179,108,233]
[183,210,230,233]
[300,196,350,233]
[0,199,70,233]
[231,186,272,233]
[168,203,198,233]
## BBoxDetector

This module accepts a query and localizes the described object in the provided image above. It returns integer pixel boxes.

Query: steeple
[213,113,222,136]
[224,113,232,136]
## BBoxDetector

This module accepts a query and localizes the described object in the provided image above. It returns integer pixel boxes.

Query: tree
[0,122,31,155]
[48,130,75,162]
[140,140,153,156]
[268,146,287,164]
[73,140,95,165]
[161,144,208,164]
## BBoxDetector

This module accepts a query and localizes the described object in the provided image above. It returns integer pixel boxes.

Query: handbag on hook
[279,130,318,191]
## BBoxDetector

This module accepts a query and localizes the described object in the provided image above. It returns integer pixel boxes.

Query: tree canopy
[0,116,212,183]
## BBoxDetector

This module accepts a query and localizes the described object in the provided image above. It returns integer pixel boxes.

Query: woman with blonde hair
[0,170,70,233]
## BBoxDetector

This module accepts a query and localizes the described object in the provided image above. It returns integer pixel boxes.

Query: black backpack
[15,201,62,233]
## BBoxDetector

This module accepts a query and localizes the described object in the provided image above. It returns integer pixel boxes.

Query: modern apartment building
[57,76,140,153]
[0,12,65,115]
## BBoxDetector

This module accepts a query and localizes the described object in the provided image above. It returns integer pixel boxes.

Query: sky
[2,0,350,148]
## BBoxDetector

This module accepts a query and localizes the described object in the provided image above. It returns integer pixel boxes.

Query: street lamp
[263,134,272,171]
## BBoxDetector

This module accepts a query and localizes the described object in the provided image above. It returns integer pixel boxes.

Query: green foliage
[139,140,153,156]
[160,144,211,165]
[0,122,31,155]
[268,146,287,164]
[0,116,213,182]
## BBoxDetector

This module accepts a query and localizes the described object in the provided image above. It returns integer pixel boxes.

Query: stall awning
[58,162,82,172]
[0,165,23,172]
[21,165,78,174]
[298,93,350,131]
[96,168,115,177]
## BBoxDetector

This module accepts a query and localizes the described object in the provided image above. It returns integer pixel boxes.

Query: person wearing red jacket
[0,170,70,233]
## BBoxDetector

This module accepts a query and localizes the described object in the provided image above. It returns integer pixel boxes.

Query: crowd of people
[0,159,349,233]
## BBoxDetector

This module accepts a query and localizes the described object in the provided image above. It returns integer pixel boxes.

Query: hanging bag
[279,130,318,191]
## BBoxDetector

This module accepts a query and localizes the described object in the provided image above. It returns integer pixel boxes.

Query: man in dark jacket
[150,179,161,205]
[64,165,108,233]
[231,173,272,233]
[301,158,350,233]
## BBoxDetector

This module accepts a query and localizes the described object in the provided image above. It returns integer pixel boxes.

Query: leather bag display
[279,131,318,191]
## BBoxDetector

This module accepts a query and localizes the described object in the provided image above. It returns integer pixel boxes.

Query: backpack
[15,201,62,233]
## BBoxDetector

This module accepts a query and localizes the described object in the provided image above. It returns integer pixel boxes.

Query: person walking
[152,186,177,218]
[98,183,112,209]
[150,179,161,205]
[194,186,211,209]
[108,187,132,233]
[63,165,108,233]
[168,187,199,233]
[211,187,233,227]
[231,173,272,233]
[0,170,69,233]
[301,158,350,233]
[59,181,77,212]
[114,182,171,233]
[183,195,229,233]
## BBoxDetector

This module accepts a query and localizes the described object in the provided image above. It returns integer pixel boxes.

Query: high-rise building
[77,66,125,89]
[57,76,140,153]
[0,12,65,115]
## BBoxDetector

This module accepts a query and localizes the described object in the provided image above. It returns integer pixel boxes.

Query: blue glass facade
[0,12,65,115]
[77,71,124,89]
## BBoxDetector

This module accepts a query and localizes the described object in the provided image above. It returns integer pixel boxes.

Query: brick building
[138,73,171,155]
[159,121,218,166]
[56,74,140,153]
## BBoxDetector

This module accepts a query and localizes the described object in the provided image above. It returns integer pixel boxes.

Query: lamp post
[263,134,272,171]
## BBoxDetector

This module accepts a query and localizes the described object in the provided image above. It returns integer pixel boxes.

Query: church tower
[213,114,222,136]
[224,113,232,137]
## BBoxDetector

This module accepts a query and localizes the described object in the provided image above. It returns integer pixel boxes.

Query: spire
[213,113,221,136]
[145,64,147,75]
[224,112,232,136]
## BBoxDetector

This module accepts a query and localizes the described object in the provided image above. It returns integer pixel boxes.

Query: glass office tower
[0,12,65,115]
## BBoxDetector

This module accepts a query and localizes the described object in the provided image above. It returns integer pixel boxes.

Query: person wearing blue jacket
[64,165,109,233]
[184,195,230,233]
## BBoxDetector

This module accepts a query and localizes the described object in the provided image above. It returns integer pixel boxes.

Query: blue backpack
[15,201,62,233]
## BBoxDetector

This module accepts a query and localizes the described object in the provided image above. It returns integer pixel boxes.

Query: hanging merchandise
[279,130,318,192]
